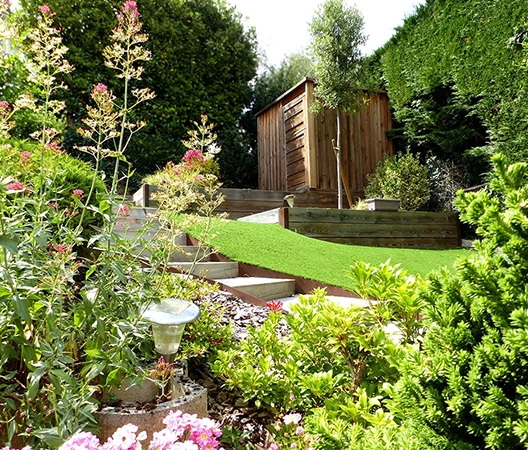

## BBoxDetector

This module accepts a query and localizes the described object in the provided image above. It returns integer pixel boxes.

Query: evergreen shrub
[389,154,528,449]
[364,152,430,211]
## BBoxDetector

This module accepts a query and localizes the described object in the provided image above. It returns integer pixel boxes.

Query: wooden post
[332,139,354,209]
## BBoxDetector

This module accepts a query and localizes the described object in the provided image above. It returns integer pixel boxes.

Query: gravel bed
[190,291,288,449]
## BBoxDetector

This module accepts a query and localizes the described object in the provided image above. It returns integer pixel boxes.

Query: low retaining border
[278,207,461,249]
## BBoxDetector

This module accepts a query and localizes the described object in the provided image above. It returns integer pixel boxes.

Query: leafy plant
[212,288,407,414]
[386,154,528,449]
[365,152,430,211]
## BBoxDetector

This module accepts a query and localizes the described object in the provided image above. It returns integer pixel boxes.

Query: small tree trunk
[336,109,342,209]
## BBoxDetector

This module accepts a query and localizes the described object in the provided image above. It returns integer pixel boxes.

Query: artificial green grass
[187,219,470,291]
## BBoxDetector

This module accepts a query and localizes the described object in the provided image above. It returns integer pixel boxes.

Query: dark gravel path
[190,291,288,450]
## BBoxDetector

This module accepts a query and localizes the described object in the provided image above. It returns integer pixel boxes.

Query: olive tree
[309,0,367,208]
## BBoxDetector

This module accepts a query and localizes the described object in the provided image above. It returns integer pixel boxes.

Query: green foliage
[379,0,528,169]
[20,0,258,188]
[309,0,367,114]
[0,138,106,233]
[388,154,528,449]
[364,152,430,211]
[211,288,408,413]
[154,271,233,360]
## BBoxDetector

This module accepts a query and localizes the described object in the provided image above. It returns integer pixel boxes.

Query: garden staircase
[114,206,296,304]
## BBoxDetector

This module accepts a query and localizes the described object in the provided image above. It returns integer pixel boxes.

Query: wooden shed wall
[257,78,393,198]
[315,93,393,193]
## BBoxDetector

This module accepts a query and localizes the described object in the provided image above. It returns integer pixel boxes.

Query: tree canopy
[19,0,259,188]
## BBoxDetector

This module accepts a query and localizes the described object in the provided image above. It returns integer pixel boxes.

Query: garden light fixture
[142,298,201,362]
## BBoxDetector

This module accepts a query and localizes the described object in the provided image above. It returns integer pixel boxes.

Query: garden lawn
[186,218,470,291]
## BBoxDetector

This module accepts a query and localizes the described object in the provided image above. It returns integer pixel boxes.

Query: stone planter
[365,198,400,211]
[96,377,207,442]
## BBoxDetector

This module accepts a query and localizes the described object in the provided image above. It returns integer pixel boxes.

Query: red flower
[265,300,283,312]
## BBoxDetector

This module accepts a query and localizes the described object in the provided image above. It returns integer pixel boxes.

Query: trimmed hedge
[378,0,528,171]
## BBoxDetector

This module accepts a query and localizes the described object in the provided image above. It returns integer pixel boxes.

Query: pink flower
[295,426,303,436]
[291,445,297,450]
[101,423,145,450]
[93,83,108,93]
[283,413,302,425]
[0,100,10,114]
[122,1,140,17]
[6,180,25,191]
[59,431,100,450]
[38,5,51,15]
[269,444,279,450]
[72,189,84,199]
[117,204,131,217]
[53,243,69,253]
[182,149,206,164]
[46,142,65,153]
[47,201,59,209]
[20,151,32,162]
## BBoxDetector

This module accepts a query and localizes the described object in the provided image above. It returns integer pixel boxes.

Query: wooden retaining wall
[279,207,461,249]
[133,185,342,219]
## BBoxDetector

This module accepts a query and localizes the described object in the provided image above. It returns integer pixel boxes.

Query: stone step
[138,245,210,263]
[216,276,296,302]
[167,261,240,279]
[113,228,188,246]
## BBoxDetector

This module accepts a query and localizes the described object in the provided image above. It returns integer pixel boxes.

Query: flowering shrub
[268,413,312,450]
[2,412,222,450]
